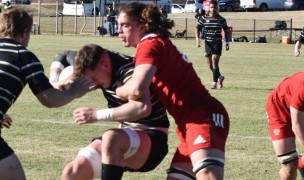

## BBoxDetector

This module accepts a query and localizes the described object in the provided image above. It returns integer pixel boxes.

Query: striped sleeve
[18,48,53,94]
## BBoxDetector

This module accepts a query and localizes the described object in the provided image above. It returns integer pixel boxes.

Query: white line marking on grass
[30,119,115,127]
[30,119,271,140]
[228,134,270,140]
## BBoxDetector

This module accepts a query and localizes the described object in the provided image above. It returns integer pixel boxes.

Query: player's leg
[189,120,228,178]
[266,97,298,179]
[0,153,26,180]
[61,139,102,180]
[211,41,224,88]
[267,96,298,180]
[101,128,151,180]
[272,137,298,180]
[124,129,168,171]
[166,148,196,180]
[211,54,221,89]
[189,100,229,179]
[109,22,114,36]
[204,41,213,71]
[191,148,224,179]
[206,55,212,71]
[166,144,225,180]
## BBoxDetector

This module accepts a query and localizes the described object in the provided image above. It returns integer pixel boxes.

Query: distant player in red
[116,2,230,179]
[266,71,304,180]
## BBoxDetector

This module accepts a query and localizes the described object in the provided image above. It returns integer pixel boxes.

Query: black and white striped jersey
[101,50,170,129]
[197,14,228,42]
[0,38,53,125]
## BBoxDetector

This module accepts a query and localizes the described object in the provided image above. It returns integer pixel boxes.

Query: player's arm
[35,76,92,108]
[295,39,302,57]
[49,58,66,85]
[74,90,152,125]
[49,51,76,88]
[1,115,12,129]
[291,106,304,146]
[223,25,230,51]
[195,23,202,47]
[116,64,156,100]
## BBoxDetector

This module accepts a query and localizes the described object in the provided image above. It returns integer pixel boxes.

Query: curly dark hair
[73,44,105,77]
[118,2,175,38]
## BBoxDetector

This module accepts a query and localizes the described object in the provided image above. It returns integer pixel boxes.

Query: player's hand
[51,80,73,90]
[226,43,230,51]
[68,76,94,98]
[294,50,301,57]
[1,115,12,129]
[73,107,97,125]
[196,37,201,47]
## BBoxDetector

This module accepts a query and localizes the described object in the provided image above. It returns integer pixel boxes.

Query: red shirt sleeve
[290,81,304,111]
[134,37,164,67]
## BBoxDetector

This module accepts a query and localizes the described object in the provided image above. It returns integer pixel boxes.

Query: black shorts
[0,136,14,160]
[93,129,168,172]
[205,40,222,56]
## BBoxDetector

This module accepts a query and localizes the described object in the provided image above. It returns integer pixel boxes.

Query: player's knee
[101,130,121,150]
[76,146,101,179]
[166,167,196,180]
[277,150,298,165]
[61,161,81,180]
[192,157,224,176]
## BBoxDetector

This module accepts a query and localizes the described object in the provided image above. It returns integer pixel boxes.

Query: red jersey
[269,71,304,112]
[266,71,304,140]
[134,34,212,122]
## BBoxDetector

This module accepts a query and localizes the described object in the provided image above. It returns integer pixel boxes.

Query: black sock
[213,68,221,82]
[101,163,124,180]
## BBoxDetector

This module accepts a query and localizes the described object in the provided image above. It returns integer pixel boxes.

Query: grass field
[2,34,304,180]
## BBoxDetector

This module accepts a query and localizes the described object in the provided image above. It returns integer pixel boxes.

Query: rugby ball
[58,65,75,90]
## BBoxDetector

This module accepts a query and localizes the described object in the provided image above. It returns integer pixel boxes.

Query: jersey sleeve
[19,50,53,94]
[196,18,204,29]
[290,81,304,111]
[222,17,228,31]
[134,38,163,67]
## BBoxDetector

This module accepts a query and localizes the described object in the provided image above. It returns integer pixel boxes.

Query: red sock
[298,155,304,169]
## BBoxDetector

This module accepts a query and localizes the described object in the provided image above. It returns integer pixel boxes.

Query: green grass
[2,35,304,179]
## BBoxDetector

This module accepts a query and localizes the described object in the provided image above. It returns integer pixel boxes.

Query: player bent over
[61,44,169,180]
[49,50,77,89]
[295,27,304,57]
[266,71,304,180]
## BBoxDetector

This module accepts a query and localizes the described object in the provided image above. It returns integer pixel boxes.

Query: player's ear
[100,54,111,69]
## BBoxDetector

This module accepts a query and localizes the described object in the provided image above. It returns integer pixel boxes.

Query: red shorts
[171,98,230,163]
[266,92,294,141]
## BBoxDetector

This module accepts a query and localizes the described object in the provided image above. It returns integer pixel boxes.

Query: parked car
[240,0,285,11]
[184,0,203,13]
[284,0,304,10]
[171,3,186,13]
[1,0,30,4]
[1,0,10,4]
[15,0,31,4]
[219,0,241,11]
